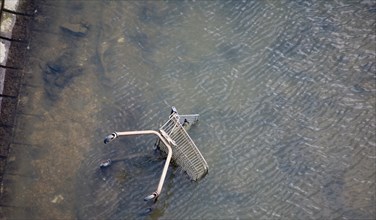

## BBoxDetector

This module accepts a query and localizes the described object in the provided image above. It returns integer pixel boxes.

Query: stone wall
[0,0,34,194]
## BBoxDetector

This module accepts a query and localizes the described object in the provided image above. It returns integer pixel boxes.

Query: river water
[6,0,375,219]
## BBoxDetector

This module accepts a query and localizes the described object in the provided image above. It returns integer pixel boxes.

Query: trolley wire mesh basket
[158,112,208,181]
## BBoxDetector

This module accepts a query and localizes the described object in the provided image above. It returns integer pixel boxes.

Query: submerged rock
[60,22,89,37]
[42,50,84,101]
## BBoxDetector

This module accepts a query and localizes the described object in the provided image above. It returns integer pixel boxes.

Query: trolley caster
[104,132,118,144]
[144,192,158,202]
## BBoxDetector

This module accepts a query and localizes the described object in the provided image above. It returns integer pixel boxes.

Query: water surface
[6,0,376,219]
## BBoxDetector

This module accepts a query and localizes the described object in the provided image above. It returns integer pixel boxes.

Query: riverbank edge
[0,0,35,203]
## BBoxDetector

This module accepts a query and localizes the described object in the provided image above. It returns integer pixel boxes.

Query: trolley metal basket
[102,106,208,202]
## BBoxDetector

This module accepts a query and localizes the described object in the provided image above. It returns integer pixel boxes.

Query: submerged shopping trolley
[102,107,209,202]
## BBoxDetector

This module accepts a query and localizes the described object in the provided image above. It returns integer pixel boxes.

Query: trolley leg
[104,130,173,202]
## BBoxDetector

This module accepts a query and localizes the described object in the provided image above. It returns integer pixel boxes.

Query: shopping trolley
[102,107,209,202]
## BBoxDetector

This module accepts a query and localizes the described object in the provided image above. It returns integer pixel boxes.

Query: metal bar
[114,130,173,199]
[177,123,209,169]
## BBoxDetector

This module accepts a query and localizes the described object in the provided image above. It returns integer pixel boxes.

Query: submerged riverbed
[3,0,375,219]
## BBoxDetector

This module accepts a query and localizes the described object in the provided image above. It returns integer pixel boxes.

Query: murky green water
[5,0,375,219]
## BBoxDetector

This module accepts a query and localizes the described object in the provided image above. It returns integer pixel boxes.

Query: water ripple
[71,1,376,219]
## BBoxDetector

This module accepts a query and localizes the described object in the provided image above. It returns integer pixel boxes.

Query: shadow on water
[75,149,167,219]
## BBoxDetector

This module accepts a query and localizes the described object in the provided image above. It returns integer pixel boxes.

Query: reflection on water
[5,0,375,219]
